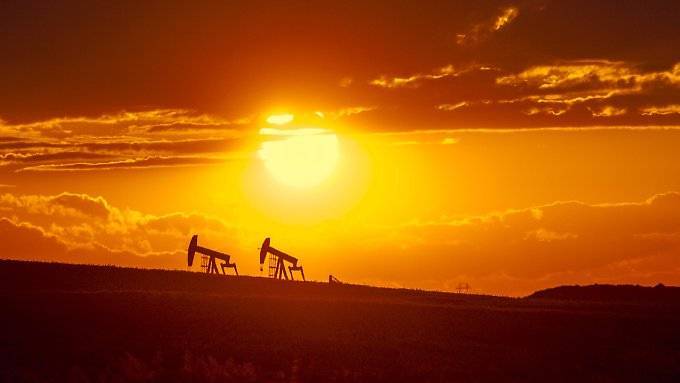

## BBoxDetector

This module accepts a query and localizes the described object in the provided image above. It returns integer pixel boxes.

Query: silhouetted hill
[0,259,501,305]
[528,283,680,303]
[2,259,680,382]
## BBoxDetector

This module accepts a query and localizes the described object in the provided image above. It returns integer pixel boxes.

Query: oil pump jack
[187,235,238,275]
[259,237,305,281]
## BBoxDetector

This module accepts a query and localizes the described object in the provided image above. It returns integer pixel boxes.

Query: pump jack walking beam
[187,235,238,276]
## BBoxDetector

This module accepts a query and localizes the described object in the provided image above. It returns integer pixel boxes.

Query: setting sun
[258,130,339,188]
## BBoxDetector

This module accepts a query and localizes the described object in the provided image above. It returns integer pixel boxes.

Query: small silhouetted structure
[456,283,470,294]
[187,235,238,275]
[328,275,342,284]
[259,237,305,281]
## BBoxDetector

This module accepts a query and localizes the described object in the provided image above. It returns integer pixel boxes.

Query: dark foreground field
[1,260,679,383]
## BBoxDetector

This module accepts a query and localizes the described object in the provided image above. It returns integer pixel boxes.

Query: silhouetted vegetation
[529,283,680,303]
[1,260,679,382]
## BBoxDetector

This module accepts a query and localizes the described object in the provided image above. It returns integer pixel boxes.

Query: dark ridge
[0,259,505,306]
[2,259,680,382]
[528,283,680,303]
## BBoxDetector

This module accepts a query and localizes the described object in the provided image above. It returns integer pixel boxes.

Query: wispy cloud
[1,109,249,139]
[436,102,470,111]
[589,105,627,117]
[329,106,377,118]
[497,61,679,95]
[436,100,493,112]
[1,151,115,163]
[640,104,680,116]
[19,156,228,172]
[0,112,244,173]
[371,64,495,89]
[456,6,519,46]
[523,106,568,116]
[490,61,680,118]
[493,6,519,31]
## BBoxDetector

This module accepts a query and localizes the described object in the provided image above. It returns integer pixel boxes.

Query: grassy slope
[1,260,679,383]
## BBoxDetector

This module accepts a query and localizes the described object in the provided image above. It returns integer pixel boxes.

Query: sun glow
[258,130,339,188]
[266,113,294,125]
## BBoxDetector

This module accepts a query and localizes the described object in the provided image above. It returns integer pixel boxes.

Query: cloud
[3,109,247,138]
[363,57,677,129]
[0,134,242,172]
[19,156,228,172]
[493,6,519,31]
[415,60,677,124]
[75,138,240,155]
[497,60,631,89]
[1,151,115,163]
[0,218,68,260]
[456,6,519,46]
[0,110,248,169]
[48,193,112,218]
[524,228,578,242]
[2,190,680,295]
[589,105,627,117]
[523,106,568,116]
[0,192,239,267]
[436,100,495,114]
[370,64,495,89]
[140,121,248,134]
[0,140,64,150]
[1,1,678,131]
[0,218,180,268]
[0,109,250,172]
[640,104,680,116]
[436,102,470,111]
[496,61,680,101]
[339,192,680,295]
[328,106,377,118]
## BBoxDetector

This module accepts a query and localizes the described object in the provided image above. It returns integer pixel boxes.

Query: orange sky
[1,1,679,295]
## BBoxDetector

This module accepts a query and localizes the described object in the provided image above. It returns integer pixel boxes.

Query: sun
[258,127,339,189]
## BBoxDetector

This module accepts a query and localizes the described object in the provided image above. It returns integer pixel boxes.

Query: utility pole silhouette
[456,283,470,294]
